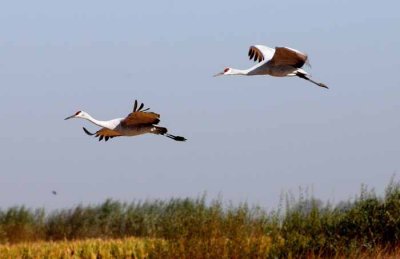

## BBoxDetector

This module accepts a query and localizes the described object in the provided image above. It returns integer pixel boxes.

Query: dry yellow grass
[0,237,165,259]
[1,237,400,259]
[0,236,276,259]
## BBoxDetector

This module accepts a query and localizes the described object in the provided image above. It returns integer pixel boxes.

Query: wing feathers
[269,47,308,68]
[121,112,160,127]
[82,127,121,142]
[133,100,151,112]
[133,100,138,112]
[248,47,263,62]
[248,48,255,60]
[138,102,144,111]
[83,127,95,136]
[248,45,275,63]
[123,100,160,127]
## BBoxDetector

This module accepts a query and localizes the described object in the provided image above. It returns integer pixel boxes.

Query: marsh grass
[1,178,400,258]
[0,237,163,258]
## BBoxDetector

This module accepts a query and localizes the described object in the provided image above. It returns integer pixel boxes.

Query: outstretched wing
[121,100,160,127]
[83,127,122,142]
[268,47,308,68]
[248,45,275,63]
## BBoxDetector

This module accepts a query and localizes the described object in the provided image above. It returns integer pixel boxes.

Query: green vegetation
[1,178,400,258]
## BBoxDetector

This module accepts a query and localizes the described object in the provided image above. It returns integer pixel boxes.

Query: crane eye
[75,111,81,115]
[224,68,229,73]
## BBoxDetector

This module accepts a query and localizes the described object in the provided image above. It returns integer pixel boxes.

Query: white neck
[230,68,250,75]
[83,113,116,129]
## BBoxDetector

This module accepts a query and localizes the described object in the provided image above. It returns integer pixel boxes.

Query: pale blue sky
[0,0,399,210]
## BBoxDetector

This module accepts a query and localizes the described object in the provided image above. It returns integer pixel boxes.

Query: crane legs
[296,73,328,89]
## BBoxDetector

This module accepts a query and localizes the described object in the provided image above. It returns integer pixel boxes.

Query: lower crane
[65,100,186,142]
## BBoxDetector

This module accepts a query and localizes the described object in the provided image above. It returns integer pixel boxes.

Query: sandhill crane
[65,100,186,142]
[214,44,328,89]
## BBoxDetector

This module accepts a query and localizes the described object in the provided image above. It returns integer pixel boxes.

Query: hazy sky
[1,0,399,210]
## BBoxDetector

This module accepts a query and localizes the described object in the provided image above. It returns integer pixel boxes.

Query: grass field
[1,237,400,259]
[0,238,162,258]
[0,237,276,258]
[1,177,400,258]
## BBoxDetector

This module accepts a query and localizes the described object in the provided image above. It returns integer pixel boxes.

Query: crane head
[64,111,89,120]
[213,67,232,77]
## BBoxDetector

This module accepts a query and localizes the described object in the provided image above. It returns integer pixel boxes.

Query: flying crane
[65,100,186,142]
[214,44,328,89]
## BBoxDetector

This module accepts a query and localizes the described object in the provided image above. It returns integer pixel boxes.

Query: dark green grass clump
[2,178,400,257]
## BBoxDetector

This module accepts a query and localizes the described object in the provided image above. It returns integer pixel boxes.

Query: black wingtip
[138,102,144,111]
[133,100,150,112]
[82,127,95,136]
[248,49,254,60]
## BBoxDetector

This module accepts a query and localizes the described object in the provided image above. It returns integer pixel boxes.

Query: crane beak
[213,71,224,77]
[64,115,75,120]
